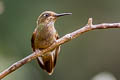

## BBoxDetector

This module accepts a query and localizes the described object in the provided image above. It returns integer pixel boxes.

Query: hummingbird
[31,11,72,75]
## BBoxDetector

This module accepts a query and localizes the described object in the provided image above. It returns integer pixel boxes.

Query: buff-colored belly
[35,37,56,48]
[35,26,56,49]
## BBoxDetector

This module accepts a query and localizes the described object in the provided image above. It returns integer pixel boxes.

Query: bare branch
[0,18,120,79]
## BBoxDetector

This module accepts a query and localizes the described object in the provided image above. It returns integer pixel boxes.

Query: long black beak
[55,13,72,17]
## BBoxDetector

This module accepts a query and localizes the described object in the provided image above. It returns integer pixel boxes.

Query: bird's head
[37,11,72,25]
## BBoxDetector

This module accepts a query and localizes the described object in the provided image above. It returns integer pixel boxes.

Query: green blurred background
[0,0,120,80]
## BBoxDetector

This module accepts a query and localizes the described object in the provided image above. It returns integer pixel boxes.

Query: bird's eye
[43,13,49,17]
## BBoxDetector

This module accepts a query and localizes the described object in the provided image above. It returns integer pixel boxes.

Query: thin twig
[0,18,120,79]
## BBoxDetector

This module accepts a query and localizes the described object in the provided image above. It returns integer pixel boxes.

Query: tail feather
[37,51,55,75]
[37,46,60,75]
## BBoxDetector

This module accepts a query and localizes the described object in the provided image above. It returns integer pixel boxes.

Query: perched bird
[31,11,72,75]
